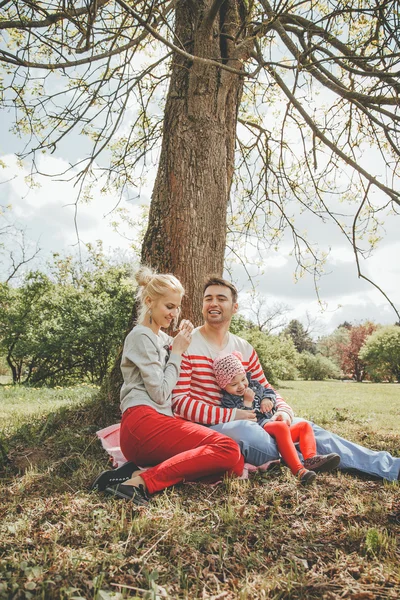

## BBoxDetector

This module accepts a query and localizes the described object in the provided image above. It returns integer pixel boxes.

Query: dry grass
[0,382,399,599]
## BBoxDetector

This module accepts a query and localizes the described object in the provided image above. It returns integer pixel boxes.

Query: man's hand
[234,409,257,422]
[260,399,273,413]
[270,411,291,425]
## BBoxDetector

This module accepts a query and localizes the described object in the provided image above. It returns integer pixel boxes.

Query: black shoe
[91,461,138,492]
[303,453,340,473]
[297,468,317,486]
[105,483,149,505]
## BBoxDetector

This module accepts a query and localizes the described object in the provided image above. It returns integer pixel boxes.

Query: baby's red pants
[263,420,316,475]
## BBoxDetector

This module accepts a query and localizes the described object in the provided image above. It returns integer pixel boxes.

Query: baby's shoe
[296,467,316,486]
[303,453,340,473]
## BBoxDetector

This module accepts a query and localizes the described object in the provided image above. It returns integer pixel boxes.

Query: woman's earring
[149,308,152,324]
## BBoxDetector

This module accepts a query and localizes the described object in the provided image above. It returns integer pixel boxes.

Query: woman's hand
[179,319,194,333]
[171,320,194,355]
[234,409,257,422]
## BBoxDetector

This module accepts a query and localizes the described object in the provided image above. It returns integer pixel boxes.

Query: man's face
[202,284,238,325]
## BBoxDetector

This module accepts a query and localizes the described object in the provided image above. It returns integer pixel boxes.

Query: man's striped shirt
[172,328,294,425]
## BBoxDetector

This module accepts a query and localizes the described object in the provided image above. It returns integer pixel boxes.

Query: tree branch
[202,0,226,35]
[114,0,249,77]
[352,184,400,320]
[0,0,110,30]
[267,65,400,206]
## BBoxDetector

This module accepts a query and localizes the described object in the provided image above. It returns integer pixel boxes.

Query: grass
[279,380,400,434]
[0,381,399,599]
[0,384,98,435]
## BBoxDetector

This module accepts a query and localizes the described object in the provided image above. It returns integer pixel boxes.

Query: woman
[92,266,244,505]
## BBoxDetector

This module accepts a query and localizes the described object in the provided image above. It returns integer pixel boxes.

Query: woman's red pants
[120,405,244,495]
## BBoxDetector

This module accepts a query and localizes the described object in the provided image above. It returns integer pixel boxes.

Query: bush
[0,355,8,376]
[0,246,135,385]
[297,352,340,380]
[359,326,400,382]
[233,328,299,385]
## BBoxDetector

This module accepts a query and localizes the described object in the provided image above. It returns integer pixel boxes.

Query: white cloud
[1,153,147,261]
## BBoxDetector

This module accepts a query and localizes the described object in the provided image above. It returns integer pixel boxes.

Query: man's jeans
[210,418,400,481]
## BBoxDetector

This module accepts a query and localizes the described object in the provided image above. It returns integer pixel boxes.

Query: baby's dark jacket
[220,373,277,427]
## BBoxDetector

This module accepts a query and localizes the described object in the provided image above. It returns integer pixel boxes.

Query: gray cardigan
[120,324,182,417]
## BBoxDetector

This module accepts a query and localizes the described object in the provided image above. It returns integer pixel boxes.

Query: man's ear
[232,302,239,314]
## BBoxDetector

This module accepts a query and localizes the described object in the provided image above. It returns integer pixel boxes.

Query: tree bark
[142,0,248,326]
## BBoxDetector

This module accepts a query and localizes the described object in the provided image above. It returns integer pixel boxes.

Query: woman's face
[148,290,182,329]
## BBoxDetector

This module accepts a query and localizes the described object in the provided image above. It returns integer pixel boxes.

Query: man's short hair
[203,276,238,303]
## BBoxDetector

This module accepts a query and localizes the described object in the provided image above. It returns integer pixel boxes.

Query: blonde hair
[135,266,185,326]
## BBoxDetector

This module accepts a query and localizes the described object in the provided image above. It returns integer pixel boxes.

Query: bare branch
[266,65,400,206]
[352,184,400,321]
[202,0,227,35]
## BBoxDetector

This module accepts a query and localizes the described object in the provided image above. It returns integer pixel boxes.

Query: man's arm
[172,355,237,425]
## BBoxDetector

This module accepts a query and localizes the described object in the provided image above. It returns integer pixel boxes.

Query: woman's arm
[123,330,182,406]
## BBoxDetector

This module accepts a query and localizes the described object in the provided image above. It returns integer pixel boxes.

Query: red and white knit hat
[213,352,245,389]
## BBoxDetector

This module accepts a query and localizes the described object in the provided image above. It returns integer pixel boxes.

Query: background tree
[229,314,256,335]
[359,326,400,383]
[317,326,352,372]
[0,205,41,283]
[0,247,134,385]
[246,293,291,334]
[237,328,299,385]
[282,319,316,354]
[0,272,51,383]
[338,321,378,382]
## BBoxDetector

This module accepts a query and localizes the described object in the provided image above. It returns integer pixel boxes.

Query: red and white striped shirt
[172,328,294,425]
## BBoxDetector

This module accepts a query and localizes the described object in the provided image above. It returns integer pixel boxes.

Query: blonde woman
[92,267,244,504]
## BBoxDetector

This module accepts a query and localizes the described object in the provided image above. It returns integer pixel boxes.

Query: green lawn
[0,383,98,435]
[277,380,400,434]
[0,381,399,599]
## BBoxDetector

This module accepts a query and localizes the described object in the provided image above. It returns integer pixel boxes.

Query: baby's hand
[243,388,255,405]
[260,399,273,413]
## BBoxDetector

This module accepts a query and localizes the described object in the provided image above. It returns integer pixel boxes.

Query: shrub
[297,352,340,380]
[0,246,135,385]
[234,329,299,385]
[0,355,8,376]
[359,326,400,382]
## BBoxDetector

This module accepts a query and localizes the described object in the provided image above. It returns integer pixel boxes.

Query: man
[172,277,400,481]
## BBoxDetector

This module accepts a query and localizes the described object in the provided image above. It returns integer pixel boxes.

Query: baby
[214,352,340,485]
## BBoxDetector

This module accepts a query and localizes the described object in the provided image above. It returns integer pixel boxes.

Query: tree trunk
[104,1,249,409]
[142,0,248,325]
[6,352,19,385]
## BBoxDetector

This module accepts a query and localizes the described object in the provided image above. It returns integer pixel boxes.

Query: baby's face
[225,373,248,396]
